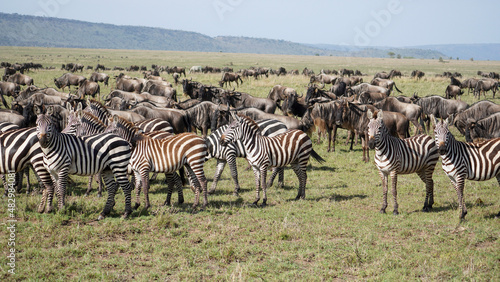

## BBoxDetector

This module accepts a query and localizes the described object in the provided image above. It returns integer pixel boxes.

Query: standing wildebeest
[189,66,202,73]
[281,92,307,117]
[374,69,400,79]
[357,91,388,104]
[351,83,390,96]
[370,78,402,94]
[339,68,354,77]
[305,84,337,104]
[410,94,469,131]
[411,70,425,79]
[219,90,276,114]
[129,106,191,134]
[465,112,500,142]
[142,80,177,101]
[474,78,498,99]
[90,72,110,86]
[7,73,34,86]
[167,66,186,77]
[310,74,338,86]
[460,78,480,94]
[445,84,464,100]
[453,100,500,135]
[219,72,243,88]
[54,73,86,91]
[301,100,342,152]
[183,101,227,138]
[267,85,297,110]
[115,73,143,93]
[77,80,100,99]
[373,97,425,135]
[71,63,84,72]
[0,81,20,108]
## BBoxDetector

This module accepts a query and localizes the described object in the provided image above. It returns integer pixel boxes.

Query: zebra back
[0,122,20,133]
[135,118,173,133]
[84,99,111,125]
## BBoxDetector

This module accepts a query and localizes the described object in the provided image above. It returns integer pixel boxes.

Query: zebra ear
[445,116,453,126]
[66,102,72,112]
[34,105,42,116]
[367,109,373,119]
[377,109,383,120]
[77,102,82,112]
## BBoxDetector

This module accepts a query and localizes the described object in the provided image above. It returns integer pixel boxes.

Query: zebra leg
[55,169,69,211]
[14,171,22,193]
[209,159,226,195]
[390,171,399,215]
[173,172,184,204]
[2,175,7,196]
[186,164,208,209]
[251,166,261,205]
[260,167,268,206]
[496,175,500,218]
[291,163,307,200]
[379,171,388,214]
[133,169,148,210]
[417,169,435,212]
[226,155,241,196]
[85,176,93,196]
[99,172,118,219]
[278,167,284,189]
[266,167,279,188]
[97,173,104,197]
[163,173,183,206]
[453,176,467,220]
[24,167,31,194]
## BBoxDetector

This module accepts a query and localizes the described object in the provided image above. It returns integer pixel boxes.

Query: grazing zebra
[206,119,287,195]
[35,106,133,219]
[434,117,500,220]
[367,109,439,215]
[106,115,208,209]
[220,113,325,206]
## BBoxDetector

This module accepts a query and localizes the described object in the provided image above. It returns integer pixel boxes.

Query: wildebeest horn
[320,82,325,89]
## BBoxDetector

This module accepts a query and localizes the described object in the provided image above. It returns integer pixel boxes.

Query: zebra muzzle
[38,133,49,148]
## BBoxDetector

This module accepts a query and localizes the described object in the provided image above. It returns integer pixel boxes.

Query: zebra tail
[310,149,326,164]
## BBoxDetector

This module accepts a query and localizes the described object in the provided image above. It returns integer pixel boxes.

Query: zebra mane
[239,114,260,132]
[81,111,106,128]
[108,115,144,146]
[87,99,111,116]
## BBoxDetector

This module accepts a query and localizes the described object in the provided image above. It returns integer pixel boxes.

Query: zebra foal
[220,113,325,206]
[434,117,500,220]
[36,106,134,219]
[367,109,439,215]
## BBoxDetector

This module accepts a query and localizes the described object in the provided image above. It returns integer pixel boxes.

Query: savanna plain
[0,46,499,280]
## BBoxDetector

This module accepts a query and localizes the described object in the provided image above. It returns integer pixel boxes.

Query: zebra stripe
[220,114,324,206]
[367,109,439,215]
[105,116,206,209]
[135,118,174,133]
[36,108,133,219]
[434,118,500,219]
[205,119,287,195]
[0,127,54,211]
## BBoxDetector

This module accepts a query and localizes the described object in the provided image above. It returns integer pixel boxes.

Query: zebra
[205,119,287,196]
[0,125,54,207]
[35,106,134,219]
[367,109,439,215]
[220,113,325,206]
[105,115,208,210]
[62,104,108,197]
[434,117,500,220]
[135,118,173,133]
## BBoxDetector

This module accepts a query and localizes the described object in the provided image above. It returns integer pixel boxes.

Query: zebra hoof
[208,189,216,195]
[133,203,140,210]
[97,214,105,221]
[393,210,399,215]
[379,209,386,214]
[178,197,184,205]
[495,212,500,218]
[261,200,267,207]
[252,201,259,207]
[233,192,240,197]
[122,211,131,219]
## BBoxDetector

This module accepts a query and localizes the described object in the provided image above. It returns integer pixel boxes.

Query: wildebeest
[89,72,110,86]
[142,79,177,101]
[330,81,349,97]
[453,100,500,135]
[410,94,469,131]
[373,97,425,135]
[71,63,84,72]
[350,83,390,96]
[267,85,297,110]
[167,66,186,77]
[305,84,337,104]
[77,80,100,99]
[115,73,143,93]
[183,101,229,137]
[461,78,480,94]
[411,70,425,79]
[357,91,388,104]
[129,106,191,134]
[0,109,26,127]
[465,112,500,142]
[189,66,202,73]
[0,81,20,108]
[445,84,463,99]
[54,73,86,91]
[370,78,402,94]
[7,73,34,86]
[339,68,354,77]
[310,74,338,86]
[219,72,243,88]
[301,100,342,152]
[219,90,276,114]
[374,69,401,79]
[281,92,307,117]
[182,79,204,99]
[474,78,498,99]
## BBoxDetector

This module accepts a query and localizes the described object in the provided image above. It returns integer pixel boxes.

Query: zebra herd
[1,99,500,220]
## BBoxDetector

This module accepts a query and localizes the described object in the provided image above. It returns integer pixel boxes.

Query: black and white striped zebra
[105,115,208,210]
[35,106,133,219]
[367,109,439,215]
[135,118,174,133]
[206,119,287,195]
[0,125,54,209]
[434,117,500,219]
[220,113,325,206]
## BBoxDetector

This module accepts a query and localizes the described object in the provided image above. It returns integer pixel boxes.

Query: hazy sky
[1,0,499,47]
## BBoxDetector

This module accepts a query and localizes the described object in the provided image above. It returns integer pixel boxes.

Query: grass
[0,46,499,280]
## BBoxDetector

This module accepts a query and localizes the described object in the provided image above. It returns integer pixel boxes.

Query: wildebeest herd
[1,60,499,221]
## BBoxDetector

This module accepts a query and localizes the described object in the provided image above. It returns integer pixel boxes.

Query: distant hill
[0,12,497,60]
